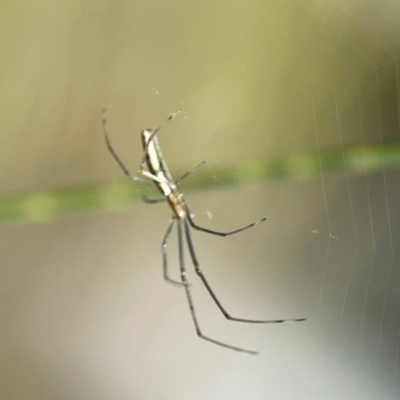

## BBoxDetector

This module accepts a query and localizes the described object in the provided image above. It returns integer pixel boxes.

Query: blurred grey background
[1,1,400,399]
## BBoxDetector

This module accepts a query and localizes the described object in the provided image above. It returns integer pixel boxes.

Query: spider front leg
[102,108,150,185]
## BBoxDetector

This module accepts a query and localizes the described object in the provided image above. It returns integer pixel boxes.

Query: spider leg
[186,206,268,237]
[177,219,258,354]
[102,108,150,185]
[161,219,183,286]
[184,219,306,324]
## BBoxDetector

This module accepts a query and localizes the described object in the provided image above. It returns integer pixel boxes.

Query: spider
[102,109,305,354]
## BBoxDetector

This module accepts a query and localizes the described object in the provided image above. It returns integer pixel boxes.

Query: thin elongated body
[141,129,186,219]
[102,109,306,354]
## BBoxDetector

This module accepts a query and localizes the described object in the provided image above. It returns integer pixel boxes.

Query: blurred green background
[1,1,400,399]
